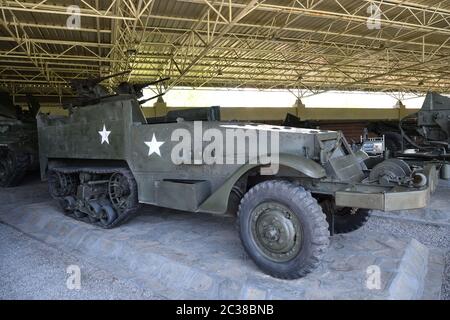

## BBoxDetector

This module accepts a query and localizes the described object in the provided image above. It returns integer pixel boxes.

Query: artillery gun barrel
[63,93,119,109]
[94,70,131,84]
[138,92,166,105]
[133,77,171,92]
[136,77,170,103]
[70,70,131,90]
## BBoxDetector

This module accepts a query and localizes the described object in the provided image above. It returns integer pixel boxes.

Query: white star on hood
[98,125,111,144]
[145,134,165,157]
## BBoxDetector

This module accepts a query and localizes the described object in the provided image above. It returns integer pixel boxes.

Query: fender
[197,153,326,214]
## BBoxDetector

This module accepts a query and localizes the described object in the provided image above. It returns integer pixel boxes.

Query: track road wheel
[48,170,76,198]
[108,171,138,215]
[99,205,118,228]
[0,149,28,187]
[87,201,102,223]
[59,196,76,214]
[238,180,330,279]
[320,199,371,234]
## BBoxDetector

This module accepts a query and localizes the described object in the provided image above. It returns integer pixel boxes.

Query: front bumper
[335,164,438,211]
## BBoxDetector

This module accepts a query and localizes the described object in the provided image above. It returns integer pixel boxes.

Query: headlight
[0,125,9,133]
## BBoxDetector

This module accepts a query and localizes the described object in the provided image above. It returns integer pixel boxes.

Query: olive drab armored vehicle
[0,92,40,187]
[360,92,450,158]
[37,73,438,279]
[396,92,450,159]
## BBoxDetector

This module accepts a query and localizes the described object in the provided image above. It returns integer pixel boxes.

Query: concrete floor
[0,176,448,300]
[0,223,161,300]
[372,179,450,227]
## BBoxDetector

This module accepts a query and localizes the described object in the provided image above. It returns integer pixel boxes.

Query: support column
[294,98,306,118]
[394,99,407,119]
[152,96,168,118]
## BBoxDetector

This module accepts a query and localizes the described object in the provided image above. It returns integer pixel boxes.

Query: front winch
[368,159,426,188]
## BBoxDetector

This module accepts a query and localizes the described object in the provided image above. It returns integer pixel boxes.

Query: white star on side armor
[145,134,165,157]
[98,125,111,144]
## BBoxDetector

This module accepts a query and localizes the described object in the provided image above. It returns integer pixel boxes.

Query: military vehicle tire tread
[238,180,330,279]
[332,209,370,234]
[320,199,371,234]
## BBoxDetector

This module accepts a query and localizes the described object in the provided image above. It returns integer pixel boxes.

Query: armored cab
[398,92,450,156]
[0,92,40,187]
[37,74,437,279]
[385,92,450,179]
[369,92,450,159]
[415,92,450,144]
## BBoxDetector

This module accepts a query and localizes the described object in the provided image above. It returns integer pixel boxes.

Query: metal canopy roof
[0,0,449,103]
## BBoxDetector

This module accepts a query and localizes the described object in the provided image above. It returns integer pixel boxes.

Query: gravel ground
[363,216,450,300]
[0,222,163,300]
[443,251,450,300]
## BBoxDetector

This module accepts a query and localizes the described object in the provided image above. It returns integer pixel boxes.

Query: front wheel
[238,180,330,279]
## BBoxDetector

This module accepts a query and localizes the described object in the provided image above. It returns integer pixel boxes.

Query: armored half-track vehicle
[37,74,437,279]
[356,92,450,179]
[361,92,450,158]
[396,92,450,159]
[0,92,40,187]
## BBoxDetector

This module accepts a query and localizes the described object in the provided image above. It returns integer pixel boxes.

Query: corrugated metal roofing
[0,0,449,103]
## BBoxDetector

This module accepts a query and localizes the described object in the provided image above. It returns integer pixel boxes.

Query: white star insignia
[98,125,111,144]
[145,134,165,157]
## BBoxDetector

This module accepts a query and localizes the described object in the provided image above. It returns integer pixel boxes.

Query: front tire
[238,180,330,279]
